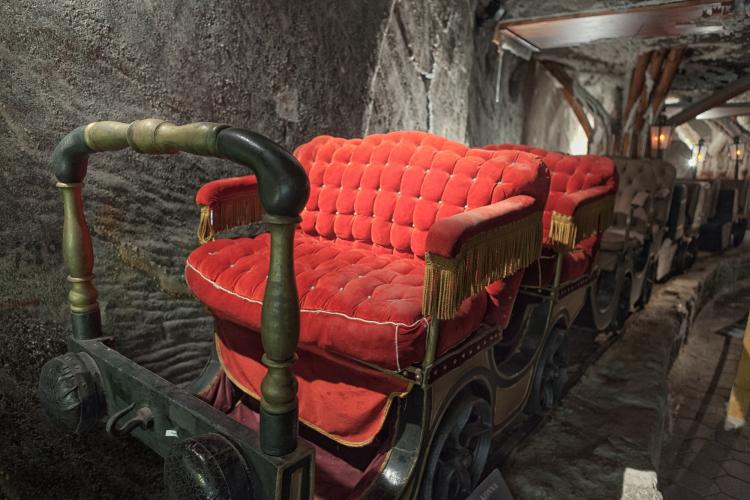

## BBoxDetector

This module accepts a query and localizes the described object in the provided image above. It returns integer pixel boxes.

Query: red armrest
[195,175,263,243]
[553,184,614,217]
[423,195,542,320]
[427,195,537,258]
[196,175,259,207]
[548,185,616,249]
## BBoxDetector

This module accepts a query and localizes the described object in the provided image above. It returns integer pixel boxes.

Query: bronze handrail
[52,119,310,456]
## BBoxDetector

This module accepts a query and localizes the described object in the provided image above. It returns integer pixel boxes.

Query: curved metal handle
[105,403,153,437]
[53,119,309,217]
[53,119,308,456]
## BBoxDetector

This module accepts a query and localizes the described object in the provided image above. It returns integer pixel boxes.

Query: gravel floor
[0,308,164,499]
[659,284,750,499]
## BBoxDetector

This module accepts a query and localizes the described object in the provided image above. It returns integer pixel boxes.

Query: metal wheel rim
[421,394,492,500]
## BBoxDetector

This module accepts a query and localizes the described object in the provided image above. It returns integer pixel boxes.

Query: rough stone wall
[0,0,391,380]
[522,64,585,153]
[1,0,522,382]
[365,0,532,145]
[673,119,750,180]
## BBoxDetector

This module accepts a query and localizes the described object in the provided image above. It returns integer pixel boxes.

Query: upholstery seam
[185,260,427,330]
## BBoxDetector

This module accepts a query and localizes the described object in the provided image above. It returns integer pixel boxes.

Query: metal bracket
[105,403,154,437]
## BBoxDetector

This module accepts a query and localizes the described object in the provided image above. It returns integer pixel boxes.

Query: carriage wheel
[164,433,253,500]
[612,274,632,331]
[526,327,569,415]
[580,269,619,331]
[638,263,656,308]
[420,393,492,500]
[38,352,105,434]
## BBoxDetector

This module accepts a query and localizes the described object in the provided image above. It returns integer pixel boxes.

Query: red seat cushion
[186,231,509,370]
[522,235,598,286]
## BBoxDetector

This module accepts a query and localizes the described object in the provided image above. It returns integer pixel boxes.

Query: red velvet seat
[522,235,598,287]
[483,144,617,286]
[189,131,550,445]
[186,231,517,370]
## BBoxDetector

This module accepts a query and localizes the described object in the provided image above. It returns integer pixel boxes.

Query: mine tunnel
[2,1,750,499]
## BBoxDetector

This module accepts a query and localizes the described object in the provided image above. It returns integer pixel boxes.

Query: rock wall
[522,64,586,154]
[0,0,392,380]
[0,0,523,382]
[365,0,533,145]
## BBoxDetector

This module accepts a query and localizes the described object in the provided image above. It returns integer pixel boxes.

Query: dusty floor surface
[659,284,750,500]
[0,308,164,499]
[1,260,748,499]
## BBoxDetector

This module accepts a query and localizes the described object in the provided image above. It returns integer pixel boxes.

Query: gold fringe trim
[197,194,265,244]
[423,211,543,320]
[548,195,615,249]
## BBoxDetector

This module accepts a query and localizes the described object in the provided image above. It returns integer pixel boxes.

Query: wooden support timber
[620,52,651,155]
[621,48,683,157]
[666,75,750,126]
[542,61,594,140]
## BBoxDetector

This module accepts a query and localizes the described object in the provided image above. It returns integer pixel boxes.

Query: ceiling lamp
[732,136,744,179]
[688,139,705,179]
[650,115,673,158]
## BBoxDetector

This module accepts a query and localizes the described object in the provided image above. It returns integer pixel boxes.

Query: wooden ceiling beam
[650,48,684,115]
[620,51,652,155]
[629,50,667,157]
[542,61,594,140]
[665,74,750,126]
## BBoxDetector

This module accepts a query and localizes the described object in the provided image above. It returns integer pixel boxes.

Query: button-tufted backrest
[716,188,739,222]
[667,184,687,240]
[609,158,676,229]
[720,179,750,216]
[293,132,548,258]
[482,144,617,240]
[680,180,718,231]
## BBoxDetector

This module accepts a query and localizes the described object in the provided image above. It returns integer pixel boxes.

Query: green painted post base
[71,310,102,340]
[260,408,299,457]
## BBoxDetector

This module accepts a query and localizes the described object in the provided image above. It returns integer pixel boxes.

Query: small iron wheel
[38,352,105,434]
[164,433,253,500]
[639,262,656,307]
[611,273,632,332]
[420,392,492,500]
[579,269,619,331]
[526,327,569,415]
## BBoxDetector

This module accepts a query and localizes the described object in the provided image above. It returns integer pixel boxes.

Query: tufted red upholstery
[483,144,616,286]
[189,134,548,369]
[483,144,616,247]
[522,235,598,286]
[295,134,548,257]
[186,232,518,370]
[188,132,550,445]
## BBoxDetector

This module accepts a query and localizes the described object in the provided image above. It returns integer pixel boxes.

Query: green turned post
[216,127,309,457]
[52,120,309,458]
[58,182,102,339]
[259,215,301,456]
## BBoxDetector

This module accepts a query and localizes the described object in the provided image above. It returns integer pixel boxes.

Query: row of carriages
[40,121,750,500]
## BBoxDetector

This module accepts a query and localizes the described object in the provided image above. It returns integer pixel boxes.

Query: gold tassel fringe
[423,211,543,320]
[197,194,265,244]
[548,195,615,249]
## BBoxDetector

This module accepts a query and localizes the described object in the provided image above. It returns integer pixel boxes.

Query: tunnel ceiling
[501,1,750,96]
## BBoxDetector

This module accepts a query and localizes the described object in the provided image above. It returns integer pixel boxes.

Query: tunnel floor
[1,257,749,499]
[659,284,750,500]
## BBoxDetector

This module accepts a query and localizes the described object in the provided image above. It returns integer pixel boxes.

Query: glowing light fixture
[688,139,705,179]
[732,136,744,179]
[649,115,673,158]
